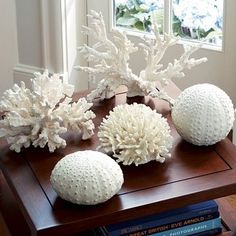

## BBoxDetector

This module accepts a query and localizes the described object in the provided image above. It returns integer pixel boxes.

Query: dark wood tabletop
[1,83,236,236]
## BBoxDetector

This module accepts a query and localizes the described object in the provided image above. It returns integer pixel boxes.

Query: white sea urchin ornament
[98,103,173,166]
[0,70,96,152]
[50,150,124,205]
[172,83,235,146]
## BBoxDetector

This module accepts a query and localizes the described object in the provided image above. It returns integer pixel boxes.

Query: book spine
[97,227,222,236]
[151,218,221,236]
[191,227,222,236]
[107,201,218,234]
[96,227,109,236]
[108,208,219,236]
[124,212,219,236]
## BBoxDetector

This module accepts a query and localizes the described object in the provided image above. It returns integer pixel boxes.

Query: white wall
[222,0,236,105]
[0,0,18,97]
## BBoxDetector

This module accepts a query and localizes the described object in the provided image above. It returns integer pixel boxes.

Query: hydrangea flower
[173,0,223,32]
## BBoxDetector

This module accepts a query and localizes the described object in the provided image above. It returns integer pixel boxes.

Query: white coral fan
[0,71,95,153]
[98,103,173,166]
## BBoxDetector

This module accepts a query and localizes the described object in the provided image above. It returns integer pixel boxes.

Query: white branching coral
[97,103,173,166]
[75,10,207,105]
[0,71,95,153]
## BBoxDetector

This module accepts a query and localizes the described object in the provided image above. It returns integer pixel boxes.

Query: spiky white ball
[98,103,173,166]
[172,83,235,146]
[50,150,124,205]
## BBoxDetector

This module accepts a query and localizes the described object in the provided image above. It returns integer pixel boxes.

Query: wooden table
[1,84,236,236]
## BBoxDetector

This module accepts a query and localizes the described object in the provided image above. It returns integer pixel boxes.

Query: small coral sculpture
[50,150,124,205]
[75,10,207,105]
[98,103,173,166]
[0,71,95,153]
[172,83,235,146]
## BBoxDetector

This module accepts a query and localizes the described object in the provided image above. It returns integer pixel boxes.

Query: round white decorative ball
[172,83,235,146]
[98,103,173,166]
[50,150,124,205]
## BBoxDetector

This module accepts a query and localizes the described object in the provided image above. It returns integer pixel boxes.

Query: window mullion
[164,0,171,34]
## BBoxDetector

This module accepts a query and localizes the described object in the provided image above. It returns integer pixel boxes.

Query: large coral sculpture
[0,71,96,153]
[97,103,173,166]
[75,10,207,105]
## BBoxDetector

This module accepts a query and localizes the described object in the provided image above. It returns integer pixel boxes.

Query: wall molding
[40,0,64,75]
[40,0,51,70]
[14,64,44,86]
[13,1,88,90]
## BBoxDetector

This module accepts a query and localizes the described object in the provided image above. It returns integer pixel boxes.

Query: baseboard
[13,64,44,87]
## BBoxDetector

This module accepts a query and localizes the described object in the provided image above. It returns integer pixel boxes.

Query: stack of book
[98,200,222,236]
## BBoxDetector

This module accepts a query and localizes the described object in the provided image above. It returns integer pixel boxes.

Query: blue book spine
[106,201,218,236]
[151,218,221,236]
[123,212,219,236]
[191,227,222,236]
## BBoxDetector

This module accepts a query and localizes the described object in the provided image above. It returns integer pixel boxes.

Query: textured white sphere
[50,150,124,205]
[172,84,235,146]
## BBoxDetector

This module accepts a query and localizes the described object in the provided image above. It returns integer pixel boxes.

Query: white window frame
[39,0,89,89]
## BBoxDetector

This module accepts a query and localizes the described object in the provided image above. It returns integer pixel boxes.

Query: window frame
[110,0,225,52]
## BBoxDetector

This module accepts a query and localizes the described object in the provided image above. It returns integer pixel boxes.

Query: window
[114,0,164,33]
[113,0,224,50]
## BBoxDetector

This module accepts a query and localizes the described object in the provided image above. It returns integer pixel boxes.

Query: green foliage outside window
[115,0,164,33]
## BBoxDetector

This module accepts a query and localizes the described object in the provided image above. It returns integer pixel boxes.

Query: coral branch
[0,71,95,153]
[139,26,178,83]
[75,10,138,101]
[75,10,208,104]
